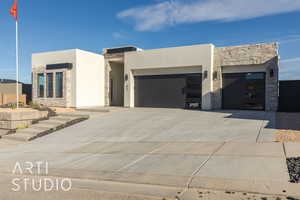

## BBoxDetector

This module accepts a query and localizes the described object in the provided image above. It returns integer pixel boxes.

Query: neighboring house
[0,79,32,104]
[32,43,279,111]
[0,79,22,94]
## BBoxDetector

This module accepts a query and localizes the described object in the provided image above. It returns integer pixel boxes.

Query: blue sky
[0,0,300,83]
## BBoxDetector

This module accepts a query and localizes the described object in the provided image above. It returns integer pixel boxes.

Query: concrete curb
[0,166,298,198]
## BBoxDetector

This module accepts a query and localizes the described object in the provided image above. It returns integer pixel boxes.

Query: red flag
[10,0,18,20]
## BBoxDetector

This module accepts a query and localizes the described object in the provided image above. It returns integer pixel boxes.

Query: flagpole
[16,19,19,109]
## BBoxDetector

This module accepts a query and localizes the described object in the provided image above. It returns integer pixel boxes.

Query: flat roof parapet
[103,46,142,55]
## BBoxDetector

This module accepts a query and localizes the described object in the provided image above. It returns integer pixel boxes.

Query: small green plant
[29,101,56,117]
[10,103,17,109]
[29,101,42,110]
[0,102,24,109]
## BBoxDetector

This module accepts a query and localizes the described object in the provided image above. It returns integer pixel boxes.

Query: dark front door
[222,72,266,110]
[134,74,202,109]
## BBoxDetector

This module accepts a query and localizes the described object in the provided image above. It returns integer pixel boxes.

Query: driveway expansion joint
[115,143,170,172]
[256,113,268,143]
[176,142,226,199]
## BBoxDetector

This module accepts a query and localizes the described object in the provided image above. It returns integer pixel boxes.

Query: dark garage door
[134,74,202,108]
[279,80,300,112]
[222,72,266,110]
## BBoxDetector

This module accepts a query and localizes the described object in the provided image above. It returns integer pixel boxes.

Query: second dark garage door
[222,72,266,110]
[134,74,202,108]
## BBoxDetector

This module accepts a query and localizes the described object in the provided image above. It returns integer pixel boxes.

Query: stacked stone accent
[213,43,279,111]
[104,53,124,106]
[265,57,279,111]
[212,48,223,110]
[32,66,72,107]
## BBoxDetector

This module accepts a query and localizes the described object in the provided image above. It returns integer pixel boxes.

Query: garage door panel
[222,73,266,110]
[134,74,202,109]
[135,75,186,108]
[222,75,244,109]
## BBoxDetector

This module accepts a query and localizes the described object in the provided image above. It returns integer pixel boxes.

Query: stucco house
[0,79,32,104]
[32,42,279,111]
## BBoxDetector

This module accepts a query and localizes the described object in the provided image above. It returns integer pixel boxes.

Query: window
[246,73,265,80]
[55,72,63,98]
[37,73,45,98]
[46,73,53,97]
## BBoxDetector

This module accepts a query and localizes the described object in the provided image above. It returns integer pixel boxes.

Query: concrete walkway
[0,108,298,199]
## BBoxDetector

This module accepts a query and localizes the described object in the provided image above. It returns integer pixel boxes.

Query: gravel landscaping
[276,113,300,142]
[287,157,300,183]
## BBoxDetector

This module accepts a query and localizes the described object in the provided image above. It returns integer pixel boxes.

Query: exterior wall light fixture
[213,71,218,80]
[270,69,274,78]
[204,70,208,79]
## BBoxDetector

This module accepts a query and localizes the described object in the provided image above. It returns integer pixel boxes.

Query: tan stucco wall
[124,44,214,109]
[132,66,202,76]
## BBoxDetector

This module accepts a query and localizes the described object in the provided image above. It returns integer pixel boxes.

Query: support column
[201,45,214,110]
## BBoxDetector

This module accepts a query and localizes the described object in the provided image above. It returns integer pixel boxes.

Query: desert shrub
[29,101,56,117]
[0,102,25,109]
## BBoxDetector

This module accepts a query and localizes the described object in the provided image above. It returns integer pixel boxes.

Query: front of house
[32,42,279,111]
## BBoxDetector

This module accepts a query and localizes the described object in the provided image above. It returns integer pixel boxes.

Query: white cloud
[278,34,300,44]
[118,0,300,31]
[281,57,300,63]
[280,57,300,80]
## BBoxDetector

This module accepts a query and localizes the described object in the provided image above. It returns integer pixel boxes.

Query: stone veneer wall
[213,43,279,111]
[104,53,124,106]
[32,66,72,107]
[0,109,48,130]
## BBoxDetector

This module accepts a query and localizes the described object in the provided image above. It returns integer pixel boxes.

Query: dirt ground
[276,113,300,142]
[49,107,76,113]
[178,188,298,200]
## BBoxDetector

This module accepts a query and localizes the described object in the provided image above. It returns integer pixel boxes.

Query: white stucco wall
[32,49,105,108]
[75,50,105,108]
[124,44,214,109]
[32,50,77,68]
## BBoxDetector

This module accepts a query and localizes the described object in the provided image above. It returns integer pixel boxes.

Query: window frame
[55,72,64,98]
[37,73,45,98]
[46,72,54,98]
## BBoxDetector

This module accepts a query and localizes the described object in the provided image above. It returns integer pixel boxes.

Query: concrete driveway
[19,108,276,144]
[0,108,298,199]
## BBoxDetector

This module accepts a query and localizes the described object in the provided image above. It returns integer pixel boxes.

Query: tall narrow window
[37,73,45,98]
[46,73,53,97]
[55,72,63,98]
